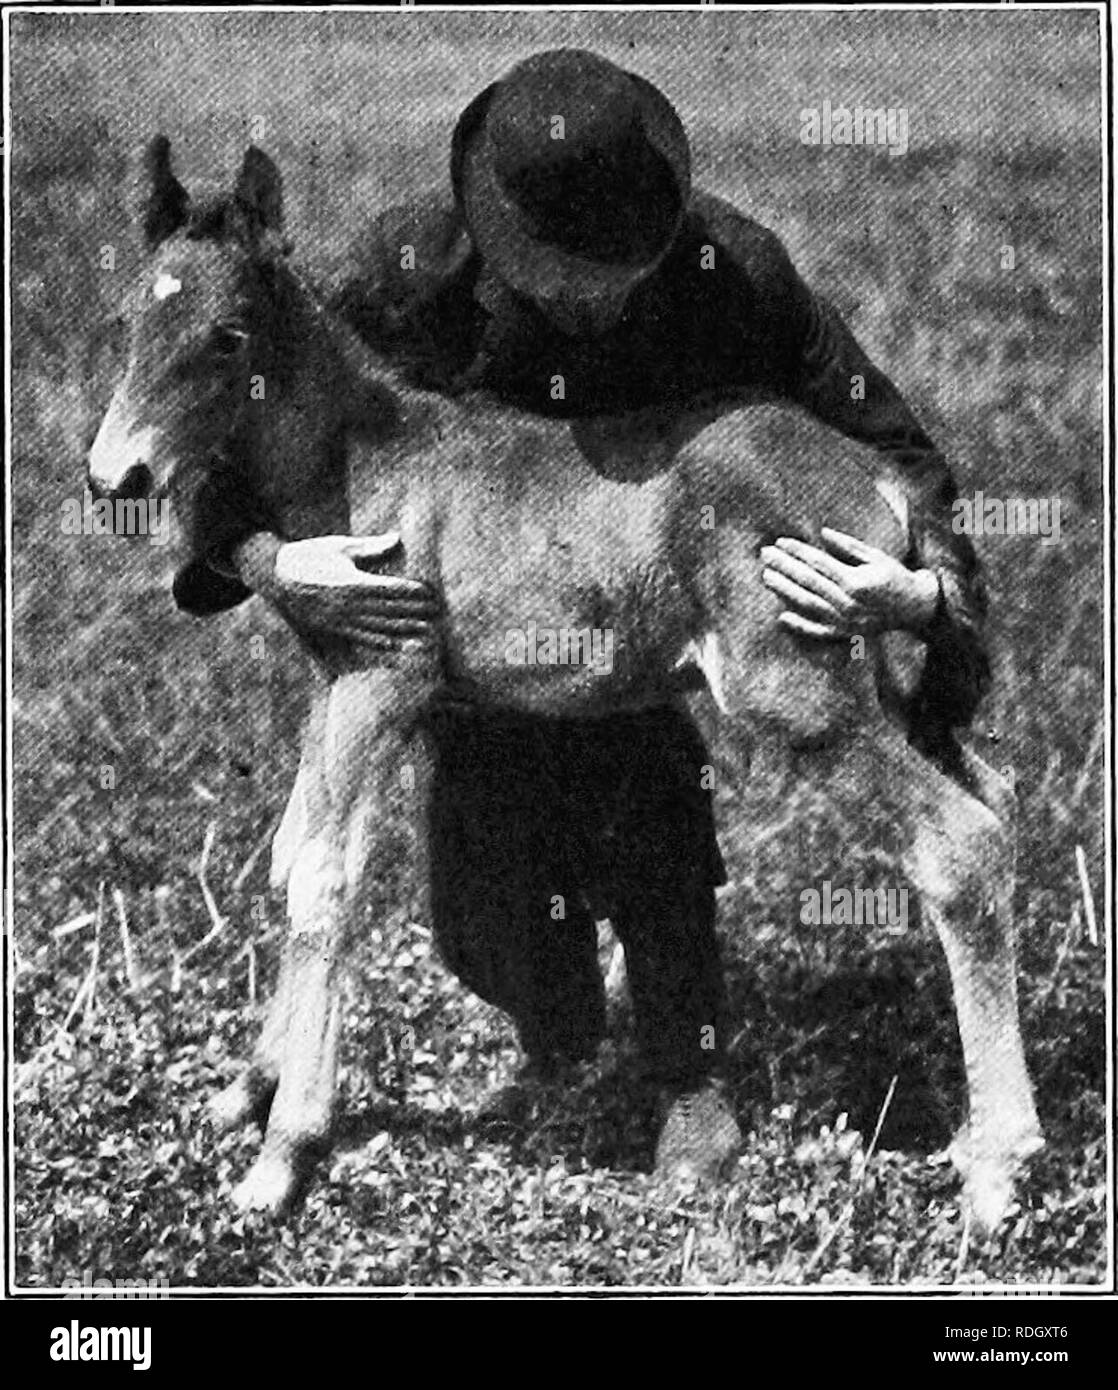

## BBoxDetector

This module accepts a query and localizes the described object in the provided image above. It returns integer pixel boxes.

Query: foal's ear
[142,134,190,250]
[234,146,284,235]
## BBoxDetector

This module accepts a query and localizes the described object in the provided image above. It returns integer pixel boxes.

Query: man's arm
[231,531,440,662]
[700,195,991,732]
[325,187,478,388]
[781,281,991,730]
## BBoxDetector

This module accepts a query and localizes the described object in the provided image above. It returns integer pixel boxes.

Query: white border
[2,0,1113,1300]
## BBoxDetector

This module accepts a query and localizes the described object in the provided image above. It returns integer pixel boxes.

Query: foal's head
[88,137,295,542]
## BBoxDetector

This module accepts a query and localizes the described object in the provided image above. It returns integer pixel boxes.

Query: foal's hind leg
[797,721,1041,1227]
[891,732,1042,1230]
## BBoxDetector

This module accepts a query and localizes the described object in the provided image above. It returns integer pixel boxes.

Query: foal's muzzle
[88,463,154,503]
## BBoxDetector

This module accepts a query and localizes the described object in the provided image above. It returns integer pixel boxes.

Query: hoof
[947,1127,1045,1233]
[206,1072,276,1134]
[961,1161,1018,1234]
[231,1151,299,1216]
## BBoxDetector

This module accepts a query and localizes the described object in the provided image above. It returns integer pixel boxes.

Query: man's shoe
[475,1055,579,1131]
[654,1080,742,1184]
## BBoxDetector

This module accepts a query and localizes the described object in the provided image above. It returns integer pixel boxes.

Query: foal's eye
[211,325,248,356]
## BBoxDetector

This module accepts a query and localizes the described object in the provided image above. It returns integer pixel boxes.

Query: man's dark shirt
[327,186,989,735]
[336,190,809,413]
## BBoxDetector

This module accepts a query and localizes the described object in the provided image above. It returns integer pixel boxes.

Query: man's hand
[761,527,940,641]
[233,531,440,656]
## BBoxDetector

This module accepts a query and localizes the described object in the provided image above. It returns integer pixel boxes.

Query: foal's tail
[873,656,1003,817]
[879,671,1014,829]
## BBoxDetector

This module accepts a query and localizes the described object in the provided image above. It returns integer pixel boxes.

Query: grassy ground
[9,10,1108,1288]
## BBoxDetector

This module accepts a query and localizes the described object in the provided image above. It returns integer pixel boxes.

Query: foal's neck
[246,261,383,541]
[245,258,448,543]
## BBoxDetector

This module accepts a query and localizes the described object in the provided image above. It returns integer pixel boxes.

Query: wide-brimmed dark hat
[451,49,691,302]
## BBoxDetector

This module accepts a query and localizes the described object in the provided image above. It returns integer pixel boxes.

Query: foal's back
[346,391,909,736]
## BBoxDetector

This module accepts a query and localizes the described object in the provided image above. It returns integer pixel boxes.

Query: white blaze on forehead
[152,272,183,301]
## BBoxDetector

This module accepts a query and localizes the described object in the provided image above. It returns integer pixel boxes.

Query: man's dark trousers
[426,703,728,1087]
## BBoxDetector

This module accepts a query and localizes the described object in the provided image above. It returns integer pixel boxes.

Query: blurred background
[9,8,1107,1287]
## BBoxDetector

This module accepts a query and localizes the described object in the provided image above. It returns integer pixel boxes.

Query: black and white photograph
[4,1,1112,1307]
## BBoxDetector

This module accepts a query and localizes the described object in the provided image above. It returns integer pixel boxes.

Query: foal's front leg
[230,670,426,1215]
[231,832,348,1213]
[207,704,325,1135]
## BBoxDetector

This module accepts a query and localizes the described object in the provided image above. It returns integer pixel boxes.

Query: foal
[89,141,1042,1228]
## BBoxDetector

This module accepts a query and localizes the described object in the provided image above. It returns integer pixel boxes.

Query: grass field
[8,9,1109,1288]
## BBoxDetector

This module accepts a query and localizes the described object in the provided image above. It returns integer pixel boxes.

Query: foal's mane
[165,184,421,442]
[275,245,462,447]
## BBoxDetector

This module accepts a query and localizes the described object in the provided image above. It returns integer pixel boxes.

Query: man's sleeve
[713,203,992,733]
[325,188,471,360]
[173,560,252,616]
[171,471,270,617]
[783,278,990,730]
